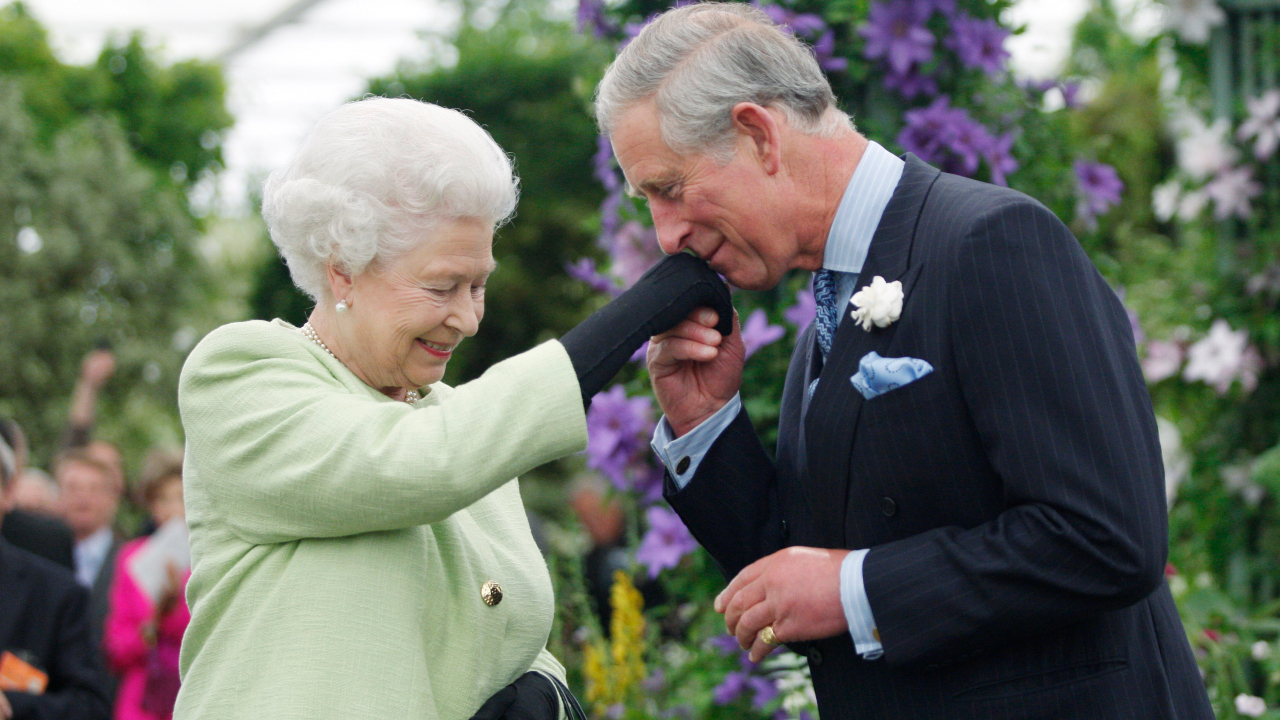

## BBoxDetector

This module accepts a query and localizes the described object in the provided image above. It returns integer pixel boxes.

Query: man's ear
[730,102,783,175]
[326,262,355,305]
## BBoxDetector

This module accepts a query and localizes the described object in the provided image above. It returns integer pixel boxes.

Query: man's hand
[0,689,12,720]
[715,546,850,663]
[647,308,745,436]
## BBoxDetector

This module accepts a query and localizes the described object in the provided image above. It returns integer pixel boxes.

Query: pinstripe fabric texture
[665,156,1213,719]
[175,320,587,720]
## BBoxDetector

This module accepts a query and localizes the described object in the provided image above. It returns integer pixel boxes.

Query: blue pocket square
[850,351,934,400]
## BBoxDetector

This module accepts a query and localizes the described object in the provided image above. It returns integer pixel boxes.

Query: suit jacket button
[809,648,823,666]
[676,456,691,474]
[880,497,897,517]
[781,519,789,539]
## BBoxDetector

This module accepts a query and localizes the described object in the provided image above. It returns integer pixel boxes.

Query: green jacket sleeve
[179,321,587,544]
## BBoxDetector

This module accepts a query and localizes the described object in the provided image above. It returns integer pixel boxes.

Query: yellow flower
[582,571,648,717]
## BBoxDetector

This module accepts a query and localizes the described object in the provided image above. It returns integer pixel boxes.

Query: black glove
[561,252,734,406]
[468,672,559,720]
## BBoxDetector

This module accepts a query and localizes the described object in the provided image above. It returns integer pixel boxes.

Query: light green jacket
[174,319,587,720]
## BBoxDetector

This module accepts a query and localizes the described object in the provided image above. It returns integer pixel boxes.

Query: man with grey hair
[601,4,1212,718]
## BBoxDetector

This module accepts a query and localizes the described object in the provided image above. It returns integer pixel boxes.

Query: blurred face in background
[148,474,185,527]
[13,470,61,517]
[57,458,120,540]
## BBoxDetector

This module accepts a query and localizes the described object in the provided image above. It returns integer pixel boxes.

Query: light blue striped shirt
[651,141,903,660]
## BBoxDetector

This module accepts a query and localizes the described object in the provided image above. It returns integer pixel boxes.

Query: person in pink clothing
[103,450,189,720]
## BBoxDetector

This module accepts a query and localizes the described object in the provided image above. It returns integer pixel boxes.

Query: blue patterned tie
[813,269,840,359]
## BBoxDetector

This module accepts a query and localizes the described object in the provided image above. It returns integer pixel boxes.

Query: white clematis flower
[1235,694,1266,718]
[849,276,904,331]
[1152,180,1182,223]
[1183,318,1260,394]
[1175,115,1237,181]
[1238,90,1280,160]
[1204,166,1262,221]
[1164,0,1225,43]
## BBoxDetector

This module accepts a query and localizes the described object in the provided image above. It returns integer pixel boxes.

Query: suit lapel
[800,155,941,545]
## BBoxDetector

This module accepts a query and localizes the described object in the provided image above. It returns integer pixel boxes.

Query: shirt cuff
[650,394,742,490]
[840,549,884,660]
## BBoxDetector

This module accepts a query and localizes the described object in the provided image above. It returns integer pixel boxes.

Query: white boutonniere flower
[850,276,903,331]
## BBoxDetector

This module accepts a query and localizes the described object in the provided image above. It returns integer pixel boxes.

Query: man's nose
[651,203,691,256]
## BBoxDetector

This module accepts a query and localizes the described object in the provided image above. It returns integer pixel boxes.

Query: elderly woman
[174,98,730,720]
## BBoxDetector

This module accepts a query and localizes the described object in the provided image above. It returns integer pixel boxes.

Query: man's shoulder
[2,508,74,553]
[929,170,1046,219]
[920,171,1072,253]
[0,538,83,602]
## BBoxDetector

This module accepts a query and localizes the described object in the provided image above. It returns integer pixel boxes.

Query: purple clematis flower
[784,287,816,332]
[1060,81,1083,109]
[811,30,850,72]
[916,0,956,19]
[747,676,779,710]
[714,671,750,706]
[577,0,615,38]
[898,96,967,161]
[945,14,1010,75]
[1074,160,1124,229]
[636,505,698,578]
[712,651,778,709]
[860,1,935,75]
[1020,77,1057,94]
[984,132,1018,186]
[709,634,744,656]
[884,67,939,98]
[598,188,624,248]
[565,258,620,295]
[593,135,620,193]
[944,116,995,175]
[741,309,787,358]
[757,4,848,72]
[609,221,664,289]
[898,97,1009,181]
[586,385,655,491]
[641,668,666,693]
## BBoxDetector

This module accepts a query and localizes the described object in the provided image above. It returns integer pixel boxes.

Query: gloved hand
[561,252,734,406]
[468,672,559,720]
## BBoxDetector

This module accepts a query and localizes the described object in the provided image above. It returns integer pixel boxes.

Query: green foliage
[0,3,231,186]
[0,4,233,474]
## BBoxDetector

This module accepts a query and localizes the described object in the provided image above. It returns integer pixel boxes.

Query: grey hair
[595,2,852,161]
[0,436,14,488]
[262,98,519,302]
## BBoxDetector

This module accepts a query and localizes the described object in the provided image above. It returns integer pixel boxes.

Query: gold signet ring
[759,625,780,646]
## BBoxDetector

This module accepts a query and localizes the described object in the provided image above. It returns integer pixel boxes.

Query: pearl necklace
[301,322,420,404]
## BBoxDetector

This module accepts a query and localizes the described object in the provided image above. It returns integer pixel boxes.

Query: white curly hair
[262,97,519,301]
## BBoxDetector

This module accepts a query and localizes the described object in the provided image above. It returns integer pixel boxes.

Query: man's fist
[715,546,850,663]
[647,308,745,437]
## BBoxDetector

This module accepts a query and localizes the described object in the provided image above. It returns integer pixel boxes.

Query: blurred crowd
[0,350,189,720]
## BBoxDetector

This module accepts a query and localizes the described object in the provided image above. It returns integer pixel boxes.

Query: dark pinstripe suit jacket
[665,155,1213,719]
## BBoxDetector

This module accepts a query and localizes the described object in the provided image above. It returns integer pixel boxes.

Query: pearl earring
[335,299,349,313]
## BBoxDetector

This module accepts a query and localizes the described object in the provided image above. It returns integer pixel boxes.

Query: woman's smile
[416,338,454,358]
